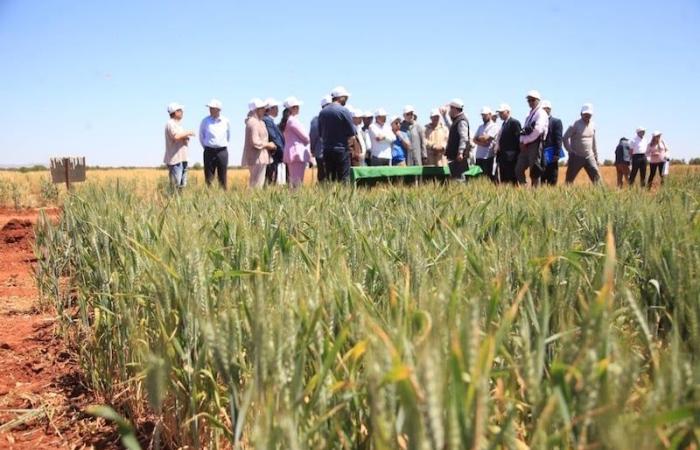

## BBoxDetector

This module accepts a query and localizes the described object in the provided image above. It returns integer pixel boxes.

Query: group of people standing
[615,128,671,188]
[163,87,671,189]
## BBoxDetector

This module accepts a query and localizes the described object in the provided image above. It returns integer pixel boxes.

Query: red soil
[0,208,119,449]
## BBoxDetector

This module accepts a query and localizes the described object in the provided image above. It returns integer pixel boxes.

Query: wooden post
[63,157,70,191]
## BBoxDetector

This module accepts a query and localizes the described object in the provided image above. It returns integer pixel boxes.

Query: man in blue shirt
[263,98,285,185]
[318,86,356,182]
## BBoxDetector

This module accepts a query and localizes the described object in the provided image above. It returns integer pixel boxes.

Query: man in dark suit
[540,100,564,185]
[495,104,521,184]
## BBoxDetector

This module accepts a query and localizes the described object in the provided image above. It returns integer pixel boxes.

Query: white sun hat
[480,106,493,115]
[449,98,464,109]
[264,98,280,108]
[330,86,351,98]
[430,108,440,117]
[580,103,594,115]
[248,98,267,112]
[206,99,223,109]
[283,96,303,109]
[320,95,332,107]
[541,100,552,109]
[526,90,542,100]
[496,103,511,112]
[374,108,388,117]
[167,102,184,114]
[403,105,416,114]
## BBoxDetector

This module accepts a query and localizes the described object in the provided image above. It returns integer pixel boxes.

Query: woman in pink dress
[280,97,311,188]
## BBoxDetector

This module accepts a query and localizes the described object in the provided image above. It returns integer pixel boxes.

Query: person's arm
[562,125,574,153]
[291,118,311,145]
[250,121,266,151]
[554,119,563,150]
[521,111,547,145]
[198,119,206,147]
[309,120,319,154]
[226,119,231,144]
[457,120,469,158]
[168,122,193,141]
[592,129,598,161]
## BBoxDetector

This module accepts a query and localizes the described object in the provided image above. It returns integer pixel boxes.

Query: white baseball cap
[430,108,440,117]
[374,108,388,117]
[541,100,552,109]
[167,102,184,114]
[449,98,464,109]
[265,98,280,108]
[636,126,646,133]
[403,105,416,114]
[391,115,402,123]
[351,108,363,118]
[480,106,493,115]
[248,98,267,112]
[206,99,223,109]
[580,103,594,115]
[652,130,662,137]
[283,96,303,109]
[496,103,511,112]
[330,86,351,98]
[363,110,373,118]
[320,95,332,107]
[526,90,542,100]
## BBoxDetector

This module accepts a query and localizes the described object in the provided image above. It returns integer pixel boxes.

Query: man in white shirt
[351,108,368,166]
[628,127,648,187]
[368,109,394,166]
[164,102,195,190]
[473,106,499,181]
[199,99,231,189]
[516,90,549,186]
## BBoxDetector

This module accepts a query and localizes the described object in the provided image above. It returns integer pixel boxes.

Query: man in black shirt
[318,86,356,182]
[495,104,521,184]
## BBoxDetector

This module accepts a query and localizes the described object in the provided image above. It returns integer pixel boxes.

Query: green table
[351,165,451,186]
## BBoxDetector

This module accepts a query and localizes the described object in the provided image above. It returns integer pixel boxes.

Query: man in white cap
[540,100,564,186]
[242,98,277,188]
[164,103,195,190]
[318,86,357,181]
[516,90,548,186]
[263,98,286,185]
[494,103,521,184]
[443,98,471,180]
[350,108,368,166]
[425,109,448,166]
[400,105,427,166]
[198,99,230,189]
[368,108,394,166]
[309,95,332,182]
[473,106,499,181]
[628,126,648,186]
[563,103,601,184]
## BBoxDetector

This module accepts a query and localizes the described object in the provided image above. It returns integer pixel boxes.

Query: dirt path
[0,208,118,449]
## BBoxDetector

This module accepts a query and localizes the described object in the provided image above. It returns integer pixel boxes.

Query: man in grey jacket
[401,105,427,166]
[563,104,601,184]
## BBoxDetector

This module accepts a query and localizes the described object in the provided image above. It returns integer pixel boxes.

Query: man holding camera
[516,90,548,186]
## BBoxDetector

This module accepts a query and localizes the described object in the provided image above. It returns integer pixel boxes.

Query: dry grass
[1,165,698,208]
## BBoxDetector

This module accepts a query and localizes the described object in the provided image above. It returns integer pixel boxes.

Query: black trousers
[647,162,665,187]
[265,162,288,185]
[497,159,517,184]
[316,158,327,182]
[203,147,228,189]
[476,157,496,182]
[541,162,559,185]
[448,159,469,180]
[629,154,647,187]
[323,150,351,182]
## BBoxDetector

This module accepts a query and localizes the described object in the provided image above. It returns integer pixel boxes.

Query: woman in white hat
[242,98,278,188]
[645,131,669,188]
[280,97,311,188]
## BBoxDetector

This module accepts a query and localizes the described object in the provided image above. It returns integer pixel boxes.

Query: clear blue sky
[1,0,698,166]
